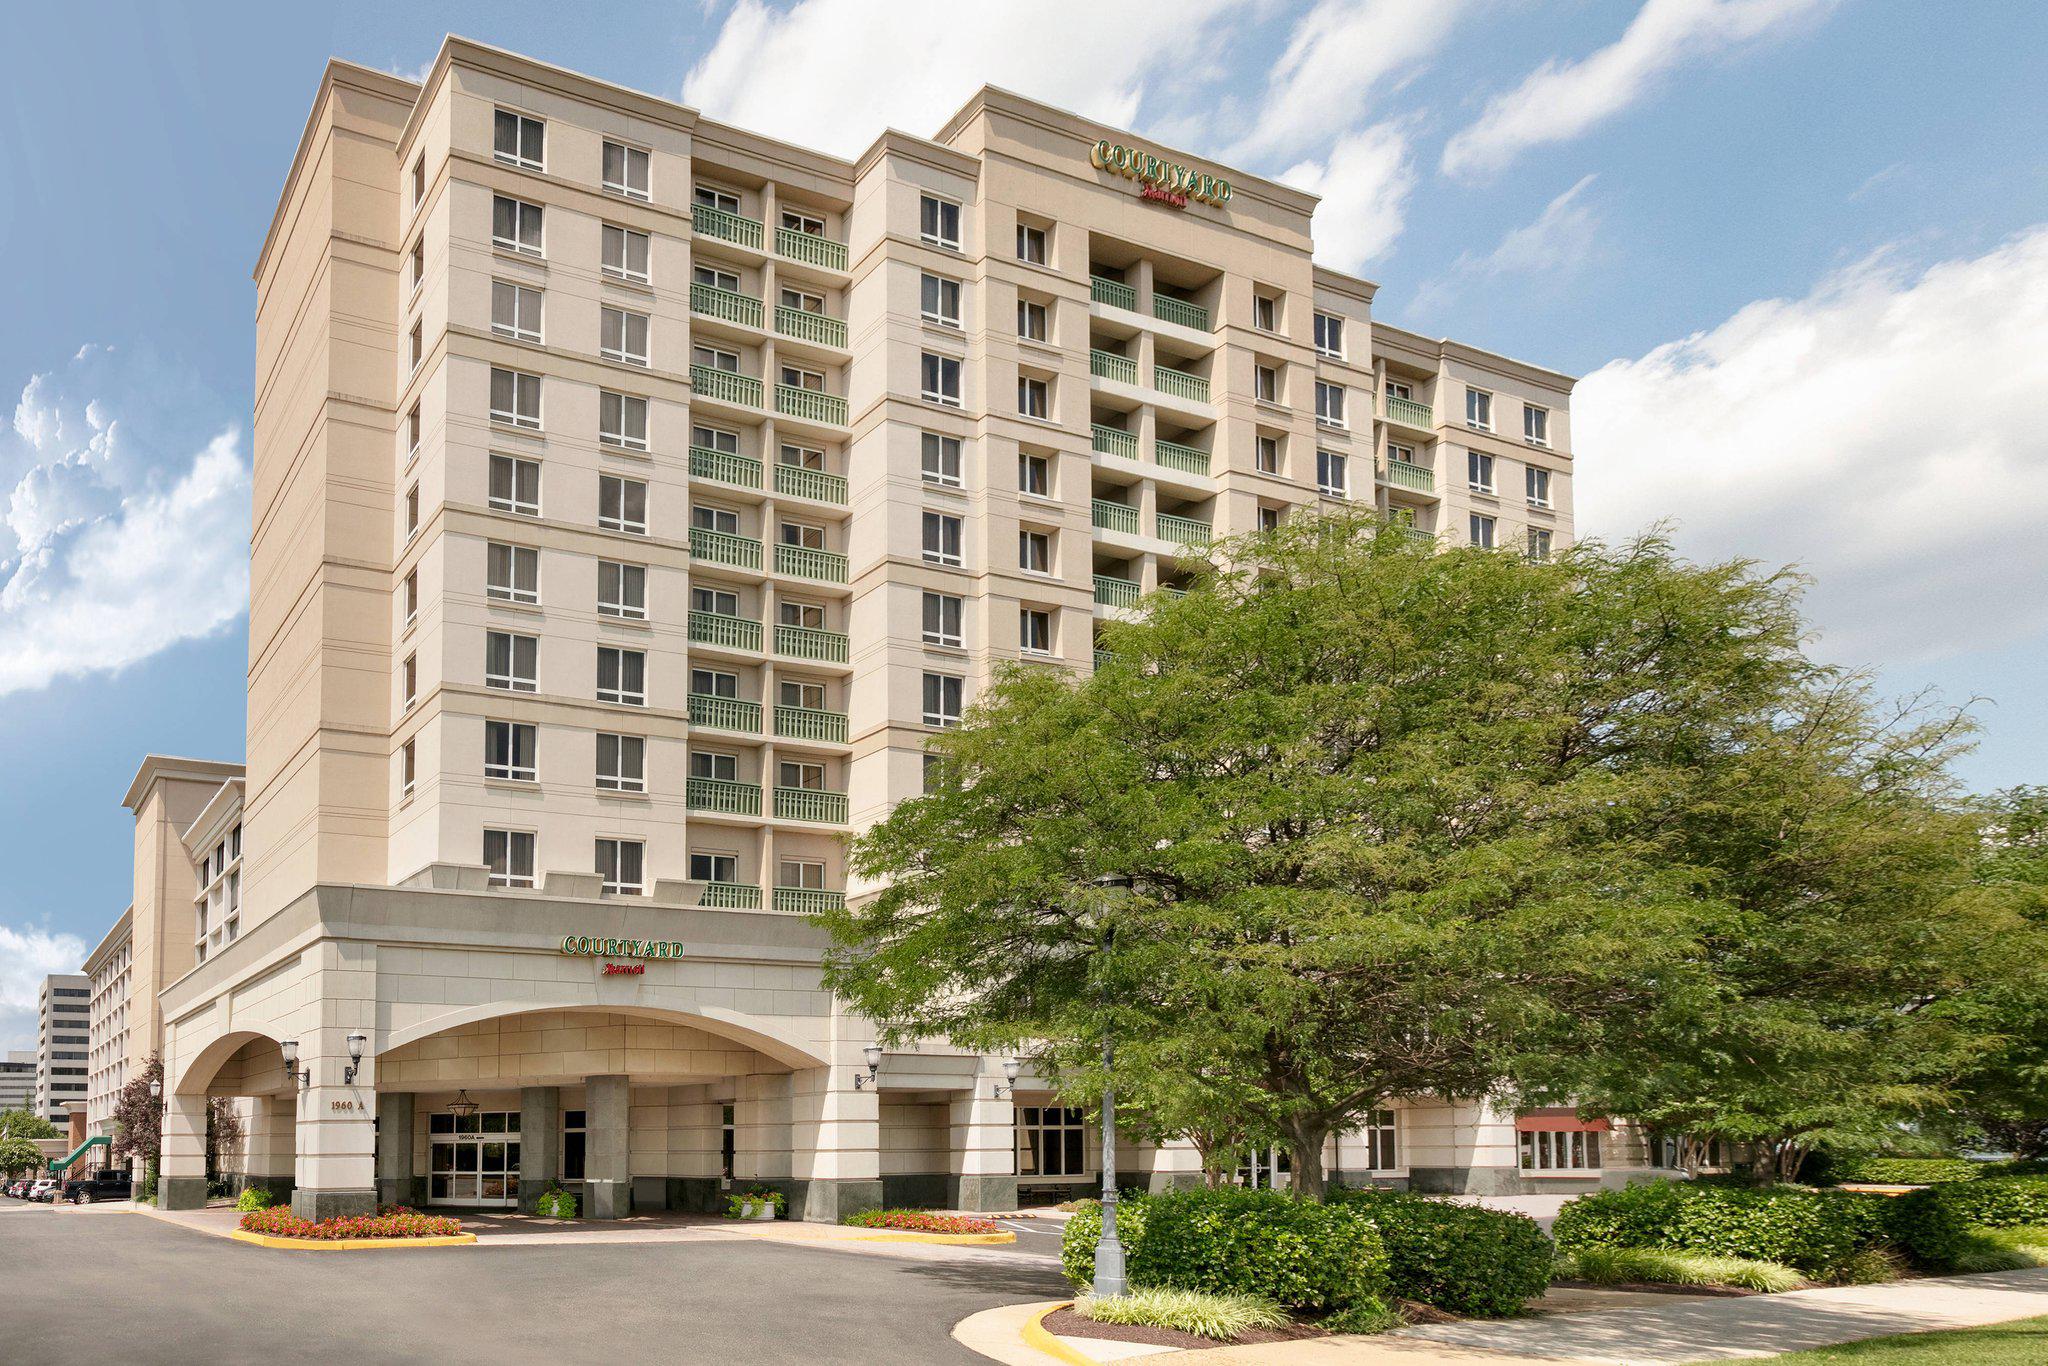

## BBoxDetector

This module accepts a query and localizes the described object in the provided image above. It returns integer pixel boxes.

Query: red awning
[1515,1109,1611,1134]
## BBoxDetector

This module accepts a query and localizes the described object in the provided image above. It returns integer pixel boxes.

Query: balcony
[1153,296,1210,332]
[690,282,763,330]
[1090,350,1139,385]
[1091,424,1138,460]
[690,445,763,490]
[690,527,764,571]
[1091,499,1138,536]
[773,462,848,505]
[693,203,763,250]
[1090,276,1137,311]
[1093,647,1113,670]
[1382,457,1434,494]
[775,385,847,427]
[689,693,762,734]
[1386,395,1433,429]
[1094,574,1141,609]
[692,365,763,409]
[1153,365,1209,404]
[774,886,845,914]
[686,776,761,817]
[689,611,763,652]
[774,543,848,583]
[775,623,849,663]
[1399,525,1435,548]
[775,225,848,272]
[1154,439,1210,476]
[775,787,848,824]
[1156,512,1212,547]
[775,705,849,744]
[699,882,762,910]
[773,305,847,350]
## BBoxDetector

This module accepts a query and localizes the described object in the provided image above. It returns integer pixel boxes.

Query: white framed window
[778,600,824,633]
[489,367,540,429]
[483,829,535,888]
[694,344,741,374]
[693,585,741,617]
[780,443,823,472]
[691,666,739,700]
[408,320,423,373]
[400,739,416,799]
[1255,433,1281,474]
[407,403,421,458]
[780,678,827,711]
[1019,528,1051,574]
[779,857,825,892]
[1527,527,1554,562]
[602,141,650,201]
[491,196,543,256]
[489,454,540,516]
[598,474,648,535]
[484,721,537,782]
[779,364,825,393]
[597,561,646,619]
[410,155,425,210]
[1386,379,1412,401]
[922,672,964,727]
[1359,1109,1398,1171]
[919,195,961,249]
[401,652,418,709]
[485,631,538,692]
[402,570,418,626]
[596,733,645,793]
[779,285,825,315]
[599,390,647,450]
[1526,466,1552,509]
[1020,607,1052,655]
[1520,1127,1601,1172]
[601,306,650,366]
[1469,513,1496,549]
[1254,364,1277,403]
[493,109,544,170]
[1018,375,1049,420]
[691,851,739,885]
[404,484,420,542]
[1314,311,1345,357]
[691,749,739,782]
[694,504,740,536]
[921,752,945,794]
[1018,299,1048,341]
[921,352,961,406]
[1019,451,1050,497]
[597,646,646,706]
[781,208,826,236]
[693,264,741,293]
[602,224,651,283]
[779,520,825,553]
[694,184,741,215]
[1316,380,1347,428]
[486,542,539,604]
[410,239,425,295]
[1016,1106,1087,1178]
[695,423,740,455]
[1468,451,1496,494]
[920,273,962,327]
[491,280,542,343]
[1467,387,1493,431]
[922,432,962,486]
[922,591,963,647]
[1256,504,1281,534]
[1016,223,1047,265]
[1252,292,1277,332]
[596,838,645,896]
[1524,404,1549,447]
[922,511,962,566]
[1317,449,1349,499]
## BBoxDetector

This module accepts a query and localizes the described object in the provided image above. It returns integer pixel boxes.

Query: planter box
[737,1198,777,1221]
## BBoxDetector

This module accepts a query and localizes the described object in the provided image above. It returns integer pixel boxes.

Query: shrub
[1888,1177,2048,1270]
[1828,1156,1985,1186]
[534,1188,578,1219]
[1328,1188,1553,1317]
[1062,1189,1389,1314]
[1557,1246,1807,1293]
[1552,1180,1888,1276]
[233,1188,275,1213]
[239,1205,462,1240]
[1827,1246,1908,1286]
[841,1209,1000,1234]
[724,1186,785,1219]
[1074,1289,1288,1340]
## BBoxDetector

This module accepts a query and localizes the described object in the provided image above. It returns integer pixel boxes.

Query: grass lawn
[1741,1314,2048,1363]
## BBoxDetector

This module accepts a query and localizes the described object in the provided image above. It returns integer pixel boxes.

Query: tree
[110,1054,164,1167]
[823,516,1855,1198]
[0,1107,58,1140]
[0,1133,45,1180]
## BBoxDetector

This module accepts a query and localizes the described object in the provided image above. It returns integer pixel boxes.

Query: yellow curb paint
[230,1229,477,1251]
[853,1230,1018,1246]
[1019,1302,1095,1366]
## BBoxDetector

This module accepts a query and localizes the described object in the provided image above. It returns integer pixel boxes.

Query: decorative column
[245,1092,298,1202]
[787,1060,881,1223]
[157,1089,210,1210]
[517,1086,559,1213]
[583,1074,630,1219]
[374,1092,415,1207]
[291,1036,376,1221]
[947,1070,1018,1211]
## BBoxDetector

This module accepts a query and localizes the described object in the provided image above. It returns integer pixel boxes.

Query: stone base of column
[377,1177,426,1208]
[664,1177,725,1214]
[1144,1171,1206,1194]
[584,1177,630,1220]
[948,1174,1019,1212]
[232,1173,297,1202]
[784,1177,882,1224]
[1329,1170,1410,1192]
[630,1176,670,1211]
[157,1177,209,1211]
[291,1187,377,1221]
[1408,1165,1522,1195]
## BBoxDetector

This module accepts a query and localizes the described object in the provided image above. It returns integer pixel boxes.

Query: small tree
[110,1054,165,1167]
[0,1107,58,1140]
[0,1134,45,1180]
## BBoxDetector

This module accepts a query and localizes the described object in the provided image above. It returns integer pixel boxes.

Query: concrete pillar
[517,1085,559,1213]
[374,1092,414,1207]
[584,1075,630,1219]
[246,1093,298,1201]
[947,1077,1019,1212]
[788,1063,881,1223]
[292,1078,375,1220]
[157,1090,209,1210]
[734,1071,793,1185]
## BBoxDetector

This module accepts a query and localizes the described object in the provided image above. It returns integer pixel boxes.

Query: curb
[854,1230,1018,1246]
[229,1229,478,1251]
[1019,1302,1095,1366]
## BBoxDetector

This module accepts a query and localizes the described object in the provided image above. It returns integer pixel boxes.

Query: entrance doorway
[428,1109,522,1206]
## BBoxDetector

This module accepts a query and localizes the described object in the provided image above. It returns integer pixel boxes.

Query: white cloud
[1574,226,2048,667]
[0,924,86,1055]
[1281,123,1415,275]
[1441,0,1836,179]
[1412,175,1602,311]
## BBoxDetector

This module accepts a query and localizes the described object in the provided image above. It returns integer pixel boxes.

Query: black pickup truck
[61,1169,132,1203]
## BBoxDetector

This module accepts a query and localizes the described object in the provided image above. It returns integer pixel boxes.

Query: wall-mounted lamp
[148,1078,162,1102]
[993,1058,1021,1099]
[852,1043,883,1090]
[343,1031,368,1086]
[280,1038,303,1088]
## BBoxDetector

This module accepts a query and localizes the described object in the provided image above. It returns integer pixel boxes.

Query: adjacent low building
[0,1052,35,1116]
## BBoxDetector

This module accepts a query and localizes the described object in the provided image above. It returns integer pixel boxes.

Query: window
[561,1109,587,1181]
[404,484,420,542]
[408,321,423,372]
[484,631,537,692]
[1386,380,1411,401]
[1526,466,1552,509]
[692,750,739,782]
[920,273,961,327]
[493,109,544,170]
[1016,1106,1086,1178]
[401,652,418,709]
[599,390,647,450]
[780,678,826,711]
[693,585,740,618]
[691,851,739,886]
[1017,299,1048,341]
[596,733,645,793]
[780,443,823,472]
[602,141,650,200]
[695,423,740,456]
[1255,433,1280,474]
[922,591,963,647]
[1524,404,1549,447]
[596,839,645,896]
[923,511,963,566]
[597,646,646,706]
[694,185,740,214]
[1315,380,1346,428]
[1020,607,1052,655]
[1016,223,1047,265]
[490,281,542,343]
[691,667,739,699]
[1360,1109,1398,1171]
[1254,364,1277,403]
[1469,513,1496,549]
[780,519,825,551]
[779,858,825,892]
[1466,387,1493,431]
[1017,375,1049,420]
[491,196,543,255]
[486,543,538,604]
[483,829,535,888]
[602,224,651,283]
[779,364,824,394]
[781,208,825,236]
[600,306,650,366]
[411,155,425,210]
[598,475,648,535]
[489,367,540,428]
[694,505,740,536]
[402,570,418,626]
[920,352,961,406]
[694,344,740,375]
[489,454,540,516]
[1019,529,1051,574]
[921,432,962,486]
[484,721,537,782]
[597,561,646,619]
[1252,292,1277,332]
[1314,311,1345,357]
[919,195,961,249]
[779,285,824,315]
[400,739,416,799]
[1317,449,1349,499]
[1467,451,1496,494]
[1256,504,1281,534]
[1527,528,1554,562]
[922,672,964,727]
[1520,1127,1601,1172]
[410,239,425,294]
[407,403,421,457]
[1018,452,1050,497]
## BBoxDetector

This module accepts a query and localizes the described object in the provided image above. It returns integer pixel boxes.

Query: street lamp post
[1092,873,1132,1299]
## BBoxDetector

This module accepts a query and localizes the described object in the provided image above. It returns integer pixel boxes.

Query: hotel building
[34,974,91,1127]
[148,38,1618,1220]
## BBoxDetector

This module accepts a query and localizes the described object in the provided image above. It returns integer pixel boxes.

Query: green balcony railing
[1090,349,1139,385]
[1091,499,1138,536]
[686,776,761,816]
[689,693,762,733]
[1153,365,1209,404]
[1383,457,1434,493]
[1090,424,1138,460]
[689,611,763,652]
[690,282,763,329]
[775,786,848,824]
[1386,395,1434,429]
[1090,276,1137,311]
[1094,574,1141,609]
[775,385,847,427]
[1156,512,1212,547]
[690,445,763,490]
[692,365,762,408]
[699,881,762,909]
[1092,647,1113,670]
[1401,525,1435,548]
[775,623,849,663]
[1162,585,1190,600]
[693,202,763,250]
[1153,295,1210,332]
[775,225,847,272]
[773,886,845,914]
[775,705,848,743]
[1154,439,1210,476]
[773,305,847,350]
[774,543,848,583]
[774,462,847,505]
[690,527,764,571]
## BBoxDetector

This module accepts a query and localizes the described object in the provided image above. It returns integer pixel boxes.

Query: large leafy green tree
[0,1107,58,1140]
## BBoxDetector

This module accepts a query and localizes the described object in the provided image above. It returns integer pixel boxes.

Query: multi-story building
[83,908,133,1138]
[0,1052,35,1116]
[152,38,1606,1221]
[35,974,91,1126]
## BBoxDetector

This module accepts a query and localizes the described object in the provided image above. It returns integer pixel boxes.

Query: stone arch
[377,1001,830,1072]
[171,1029,290,1097]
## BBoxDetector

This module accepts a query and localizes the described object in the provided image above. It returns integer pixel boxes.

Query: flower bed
[841,1208,1001,1235]
[238,1204,463,1241]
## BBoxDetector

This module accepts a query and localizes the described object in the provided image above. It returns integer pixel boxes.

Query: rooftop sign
[1090,140,1232,208]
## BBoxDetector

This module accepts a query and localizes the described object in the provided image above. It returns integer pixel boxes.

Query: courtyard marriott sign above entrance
[1090,139,1233,208]
[560,935,687,960]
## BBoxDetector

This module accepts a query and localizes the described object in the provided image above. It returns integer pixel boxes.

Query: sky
[1,0,2044,1050]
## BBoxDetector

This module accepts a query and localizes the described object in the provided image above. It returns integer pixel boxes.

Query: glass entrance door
[428,1109,521,1206]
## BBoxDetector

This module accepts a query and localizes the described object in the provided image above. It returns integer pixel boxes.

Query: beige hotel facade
[132,37,1635,1221]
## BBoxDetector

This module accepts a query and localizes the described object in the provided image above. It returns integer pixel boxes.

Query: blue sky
[2,0,2045,1048]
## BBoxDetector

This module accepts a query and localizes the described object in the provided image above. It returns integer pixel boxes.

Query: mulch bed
[1043,1307,1328,1351]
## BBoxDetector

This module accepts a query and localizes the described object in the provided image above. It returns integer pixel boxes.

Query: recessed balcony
[689,694,762,734]
[774,787,848,824]
[690,446,764,491]
[686,776,761,817]
[1154,439,1210,476]
[1156,512,1212,547]
[688,611,763,652]
[693,203,763,251]
[699,882,762,909]
[692,366,763,409]
[1091,499,1139,536]
[1090,276,1137,311]
[1090,424,1139,460]
[773,305,847,350]
[1152,365,1209,405]
[1090,349,1139,385]
[1381,457,1435,494]
[775,385,847,427]
[1152,295,1210,332]
[690,282,763,330]
[774,624,849,663]
[774,705,849,744]
[773,543,848,583]
[774,225,847,272]
[1094,574,1141,609]
[773,463,847,505]
[690,528,764,571]
[773,886,845,914]
[1386,395,1434,429]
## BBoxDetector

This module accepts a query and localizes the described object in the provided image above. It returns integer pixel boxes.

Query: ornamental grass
[1074,1288,1289,1340]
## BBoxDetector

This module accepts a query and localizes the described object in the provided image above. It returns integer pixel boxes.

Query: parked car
[4,1178,29,1198]
[62,1170,132,1204]
[27,1178,60,1202]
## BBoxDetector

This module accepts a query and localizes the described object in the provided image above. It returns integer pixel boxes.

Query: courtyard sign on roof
[1090,139,1232,208]
[560,935,686,960]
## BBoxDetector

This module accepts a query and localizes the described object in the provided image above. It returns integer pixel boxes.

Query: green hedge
[1061,1190,1389,1314]
[1887,1177,2048,1270]
[1828,1157,1986,1186]
[1552,1180,1889,1276]
[1328,1188,1554,1316]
